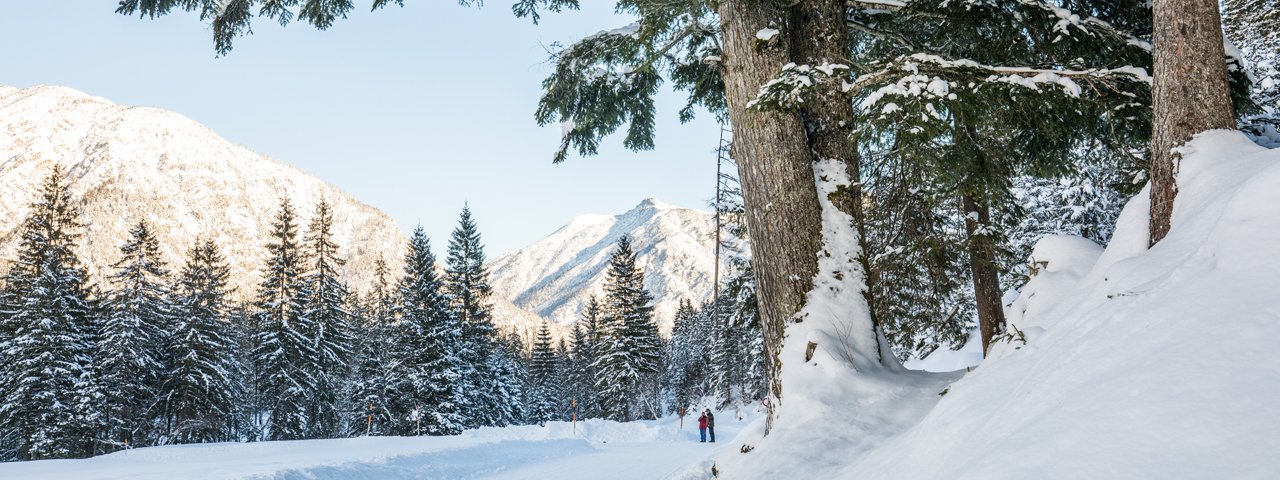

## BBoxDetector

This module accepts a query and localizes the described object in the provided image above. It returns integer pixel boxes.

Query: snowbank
[717,130,1280,478]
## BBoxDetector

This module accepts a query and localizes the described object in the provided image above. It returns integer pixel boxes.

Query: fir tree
[526,321,559,424]
[346,258,398,436]
[162,239,239,444]
[0,166,103,460]
[592,235,662,422]
[100,220,172,448]
[299,199,354,438]
[394,227,465,435]
[444,206,511,427]
[663,299,706,412]
[567,297,602,419]
[489,331,528,426]
[252,198,312,441]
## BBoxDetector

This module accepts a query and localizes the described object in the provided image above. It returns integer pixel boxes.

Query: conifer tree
[252,198,312,441]
[0,166,103,460]
[568,297,602,419]
[489,332,528,426]
[100,220,172,448]
[299,199,354,438]
[347,258,398,436]
[663,299,705,412]
[444,206,511,427]
[163,239,239,444]
[395,227,465,435]
[526,321,559,424]
[592,235,661,422]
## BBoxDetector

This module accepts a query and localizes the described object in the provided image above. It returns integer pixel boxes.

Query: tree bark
[716,0,823,433]
[960,193,1006,357]
[1150,0,1235,245]
[789,0,884,363]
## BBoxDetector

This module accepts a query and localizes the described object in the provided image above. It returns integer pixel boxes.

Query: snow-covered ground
[713,130,1280,478]
[0,406,764,480]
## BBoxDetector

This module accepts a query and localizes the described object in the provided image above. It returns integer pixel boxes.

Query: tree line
[0,166,763,461]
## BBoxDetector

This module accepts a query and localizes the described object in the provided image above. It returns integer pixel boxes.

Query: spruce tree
[444,206,510,427]
[490,332,528,426]
[592,235,661,422]
[163,239,239,444]
[394,227,465,435]
[663,299,705,412]
[347,258,397,436]
[526,321,559,424]
[100,220,172,448]
[252,198,312,441]
[0,166,103,460]
[299,199,354,438]
[568,297,602,419]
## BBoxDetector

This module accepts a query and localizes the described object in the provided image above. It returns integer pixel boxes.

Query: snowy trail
[0,408,761,480]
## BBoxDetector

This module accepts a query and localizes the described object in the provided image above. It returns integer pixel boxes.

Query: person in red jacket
[698,412,708,442]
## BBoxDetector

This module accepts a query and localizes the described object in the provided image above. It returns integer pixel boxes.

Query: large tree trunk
[789,0,884,364]
[1150,0,1235,245]
[717,0,823,433]
[960,193,1006,356]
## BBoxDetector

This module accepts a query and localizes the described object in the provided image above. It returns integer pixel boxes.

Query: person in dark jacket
[705,409,716,443]
[697,412,708,442]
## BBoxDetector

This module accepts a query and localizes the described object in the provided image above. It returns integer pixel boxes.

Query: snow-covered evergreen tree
[525,321,560,424]
[162,238,239,444]
[663,299,707,413]
[251,198,312,441]
[100,220,172,448]
[489,332,528,426]
[566,297,602,419]
[394,227,465,435]
[444,206,516,427]
[346,258,398,436]
[0,166,104,460]
[592,235,662,422]
[298,199,354,438]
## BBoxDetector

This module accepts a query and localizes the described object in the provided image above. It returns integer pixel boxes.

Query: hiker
[698,411,708,442]
[705,409,716,443]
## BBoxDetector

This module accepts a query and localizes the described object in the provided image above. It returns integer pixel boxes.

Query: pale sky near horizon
[0,2,721,256]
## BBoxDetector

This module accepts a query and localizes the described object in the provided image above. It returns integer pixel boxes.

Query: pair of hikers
[697,409,715,443]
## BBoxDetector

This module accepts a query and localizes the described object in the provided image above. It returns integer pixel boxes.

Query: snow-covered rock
[489,198,722,333]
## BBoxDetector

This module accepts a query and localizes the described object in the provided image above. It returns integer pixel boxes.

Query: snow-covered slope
[0,84,407,295]
[488,198,721,333]
[716,131,1280,479]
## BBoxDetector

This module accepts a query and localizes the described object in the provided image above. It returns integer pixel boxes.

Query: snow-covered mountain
[0,84,718,341]
[489,198,722,334]
[0,84,408,296]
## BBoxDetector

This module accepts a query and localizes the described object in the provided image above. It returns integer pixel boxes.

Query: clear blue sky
[0,2,721,256]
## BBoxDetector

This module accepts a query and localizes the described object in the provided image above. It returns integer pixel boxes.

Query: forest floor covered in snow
[0,406,765,479]
[713,130,1280,479]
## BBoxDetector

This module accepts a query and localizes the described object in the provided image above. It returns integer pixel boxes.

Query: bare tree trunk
[960,193,1006,356]
[1150,0,1235,245]
[717,0,823,433]
[790,0,884,364]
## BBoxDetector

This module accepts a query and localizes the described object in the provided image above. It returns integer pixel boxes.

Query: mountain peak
[632,197,680,212]
[490,198,721,334]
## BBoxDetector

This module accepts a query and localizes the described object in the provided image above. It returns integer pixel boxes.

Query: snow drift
[716,130,1280,479]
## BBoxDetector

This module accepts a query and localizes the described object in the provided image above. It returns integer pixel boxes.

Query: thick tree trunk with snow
[1150,0,1235,245]
[961,193,1005,357]
[789,0,882,358]
[716,0,823,432]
